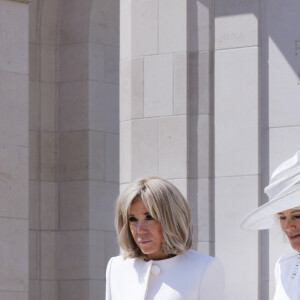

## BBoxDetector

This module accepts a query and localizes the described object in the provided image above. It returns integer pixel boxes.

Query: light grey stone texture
[29,181,39,230]
[0,145,28,219]
[131,0,158,56]
[59,81,89,131]
[159,0,186,53]
[215,47,259,177]
[174,53,187,115]
[215,0,258,49]
[120,59,132,122]
[120,0,131,59]
[188,0,210,52]
[215,175,259,300]
[40,45,56,82]
[29,81,40,131]
[131,57,144,119]
[41,231,57,280]
[144,54,173,117]
[41,182,58,230]
[29,132,39,181]
[131,118,159,179]
[89,0,119,46]
[41,83,56,132]
[188,115,211,178]
[0,218,28,291]
[188,51,211,115]
[89,82,119,133]
[159,116,187,178]
[0,1,28,74]
[120,121,132,183]
[0,72,28,146]
[41,132,56,181]
[29,231,37,280]
[0,291,28,300]
[41,281,58,300]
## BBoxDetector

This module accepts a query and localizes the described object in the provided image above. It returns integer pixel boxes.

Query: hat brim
[241,188,300,230]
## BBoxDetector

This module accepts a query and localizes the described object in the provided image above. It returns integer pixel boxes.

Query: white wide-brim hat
[241,151,300,230]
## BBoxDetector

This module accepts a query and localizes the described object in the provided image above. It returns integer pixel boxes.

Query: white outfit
[105,249,226,300]
[274,251,300,300]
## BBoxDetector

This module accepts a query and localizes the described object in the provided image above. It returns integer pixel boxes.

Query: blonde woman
[106,177,226,300]
[241,151,300,299]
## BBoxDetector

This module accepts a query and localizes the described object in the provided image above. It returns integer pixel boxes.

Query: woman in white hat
[106,177,227,300]
[241,151,300,300]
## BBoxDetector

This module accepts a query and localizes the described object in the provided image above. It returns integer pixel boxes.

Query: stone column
[0,0,29,299]
[261,1,300,298]
[214,1,260,299]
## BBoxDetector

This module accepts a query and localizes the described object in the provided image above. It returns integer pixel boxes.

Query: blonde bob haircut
[115,177,193,259]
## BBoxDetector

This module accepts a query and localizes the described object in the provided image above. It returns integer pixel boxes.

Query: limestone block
[159,116,187,178]
[41,132,56,181]
[215,175,259,300]
[29,81,40,131]
[89,0,119,47]
[59,231,89,279]
[215,47,258,177]
[89,131,106,181]
[215,0,258,49]
[104,133,119,182]
[29,0,38,43]
[195,242,212,256]
[131,0,158,56]
[174,53,187,115]
[90,280,106,300]
[89,82,119,133]
[89,43,105,82]
[41,231,57,280]
[29,280,38,300]
[29,231,37,280]
[41,45,56,82]
[29,131,39,181]
[40,0,60,45]
[131,118,159,179]
[0,218,28,290]
[103,231,119,263]
[41,281,58,300]
[120,59,132,122]
[269,126,300,174]
[29,43,39,82]
[0,72,28,146]
[41,182,58,230]
[188,115,211,178]
[29,181,40,230]
[59,280,89,300]
[159,0,186,53]
[120,0,131,59]
[169,178,187,199]
[59,43,88,82]
[144,54,173,117]
[131,57,144,119]
[120,121,132,183]
[89,231,105,279]
[60,181,89,230]
[0,0,28,74]
[0,145,28,218]
[188,0,210,52]
[188,51,211,115]
[0,291,27,300]
[188,178,211,241]
[59,131,89,181]
[103,45,119,85]
[90,181,119,231]
[41,82,56,132]
[59,81,89,131]
[58,0,90,44]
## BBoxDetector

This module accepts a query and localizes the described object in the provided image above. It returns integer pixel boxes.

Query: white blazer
[274,251,300,300]
[106,249,226,300]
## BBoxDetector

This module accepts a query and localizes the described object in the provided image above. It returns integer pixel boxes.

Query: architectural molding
[8,0,31,3]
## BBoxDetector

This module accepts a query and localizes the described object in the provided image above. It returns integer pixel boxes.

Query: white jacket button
[151,265,160,275]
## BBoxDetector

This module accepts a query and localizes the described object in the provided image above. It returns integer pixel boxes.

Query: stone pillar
[214,1,260,299]
[261,1,300,298]
[0,0,29,299]
[57,0,119,299]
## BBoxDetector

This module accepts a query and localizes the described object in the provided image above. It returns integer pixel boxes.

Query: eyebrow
[128,212,150,217]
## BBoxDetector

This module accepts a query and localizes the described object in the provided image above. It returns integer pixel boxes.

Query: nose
[136,220,147,233]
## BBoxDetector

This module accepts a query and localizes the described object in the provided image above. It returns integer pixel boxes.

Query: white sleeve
[105,258,113,300]
[199,258,227,300]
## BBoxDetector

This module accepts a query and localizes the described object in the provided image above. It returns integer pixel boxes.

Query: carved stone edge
[8,0,32,3]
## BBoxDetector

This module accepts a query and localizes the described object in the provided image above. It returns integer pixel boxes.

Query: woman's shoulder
[277,250,299,264]
[184,249,217,263]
